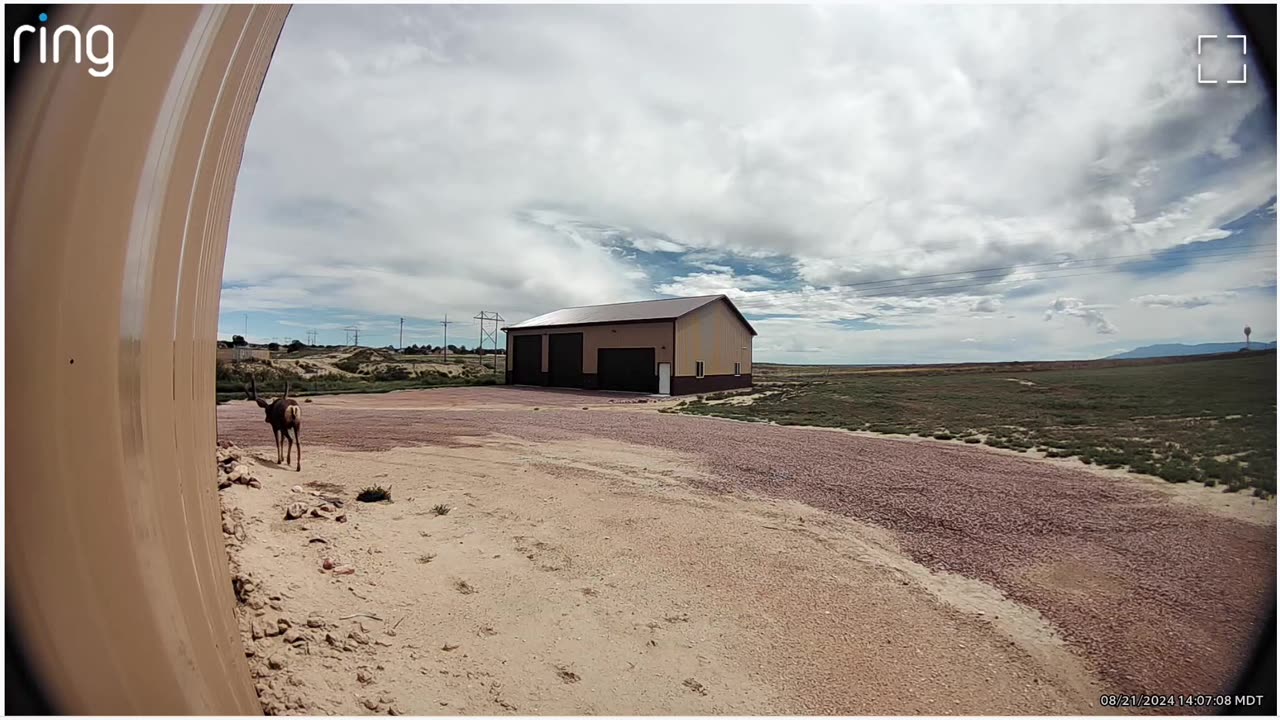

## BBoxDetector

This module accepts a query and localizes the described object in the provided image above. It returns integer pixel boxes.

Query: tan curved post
[6,4,290,713]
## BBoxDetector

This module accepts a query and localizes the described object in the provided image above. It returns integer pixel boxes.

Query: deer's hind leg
[291,425,301,472]
[285,431,294,466]
[273,428,282,464]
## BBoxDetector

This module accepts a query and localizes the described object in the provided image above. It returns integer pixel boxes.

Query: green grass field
[675,353,1277,496]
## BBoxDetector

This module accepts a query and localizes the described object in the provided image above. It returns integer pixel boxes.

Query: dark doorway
[597,347,657,393]
[548,333,584,388]
[512,335,543,385]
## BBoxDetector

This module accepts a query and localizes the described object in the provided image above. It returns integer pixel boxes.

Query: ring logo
[12,12,114,78]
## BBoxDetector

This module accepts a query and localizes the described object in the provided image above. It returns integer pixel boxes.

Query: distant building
[501,294,756,395]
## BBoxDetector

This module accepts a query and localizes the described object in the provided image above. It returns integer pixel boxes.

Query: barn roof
[503,294,757,336]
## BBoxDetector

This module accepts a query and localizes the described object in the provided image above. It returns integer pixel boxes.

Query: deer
[246,376,302,471]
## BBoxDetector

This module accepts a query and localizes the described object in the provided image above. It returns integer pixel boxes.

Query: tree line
[226,335,503,355]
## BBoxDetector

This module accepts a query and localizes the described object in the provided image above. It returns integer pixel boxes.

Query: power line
[838,246,1274,298]
[847,250,1276,300]
[837,242,1274,294]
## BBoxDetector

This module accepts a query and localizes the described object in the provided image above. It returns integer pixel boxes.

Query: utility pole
[441,314,456,362]
[399,317,404,351]
[243,314,248,339]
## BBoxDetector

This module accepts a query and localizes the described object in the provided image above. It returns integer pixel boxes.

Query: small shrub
[932,432,954,441]
[417,553,436,564]
[963,437,981,444]
[431,504,452,516]
[334,358,363,374]
[1202,478,1218,488]
[1157,460,1198,484]
[372,365,411,381]
[357,485,392,503]
[453,579,476,595]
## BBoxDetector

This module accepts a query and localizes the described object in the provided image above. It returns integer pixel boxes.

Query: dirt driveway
[217,387,1275,715]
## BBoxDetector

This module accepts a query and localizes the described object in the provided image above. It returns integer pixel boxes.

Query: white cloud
[970,297,1002,314]
[1044,297,1118,335]
[1181,229,1233,244]
[630,237,687,253]
[1212,136,1242,160]
[223,5,1275,360]
[1133,291,1238,309]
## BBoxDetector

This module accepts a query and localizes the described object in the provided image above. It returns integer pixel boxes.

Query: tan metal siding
[674,299,753,377]
[6,4,287,713]
[505,322,673,373]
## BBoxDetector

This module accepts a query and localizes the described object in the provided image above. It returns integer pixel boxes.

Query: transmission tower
[344,326,360,347]
[474,311,504,373]
[306,329,318,346]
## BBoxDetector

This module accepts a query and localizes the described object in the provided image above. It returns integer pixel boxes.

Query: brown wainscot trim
[670,374,752,396]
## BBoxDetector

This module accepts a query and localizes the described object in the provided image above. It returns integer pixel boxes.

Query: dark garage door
[597,348,656,393]
[548,333,584,388]
[512,335,543,385]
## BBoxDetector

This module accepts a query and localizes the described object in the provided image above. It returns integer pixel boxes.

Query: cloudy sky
[221,5,1276,363]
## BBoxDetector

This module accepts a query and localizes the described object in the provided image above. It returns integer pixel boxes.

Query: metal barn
[502,295,757,395]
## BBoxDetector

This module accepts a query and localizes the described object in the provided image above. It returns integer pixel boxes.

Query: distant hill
[1106,341,1277,360]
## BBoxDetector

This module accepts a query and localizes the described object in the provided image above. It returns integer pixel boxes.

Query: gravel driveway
[219,387,1275,702]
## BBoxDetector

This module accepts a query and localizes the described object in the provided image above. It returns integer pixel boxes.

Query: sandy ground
[265,348,501,380]
[217,387,1275,715]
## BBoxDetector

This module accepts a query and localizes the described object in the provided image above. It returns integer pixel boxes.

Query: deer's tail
[286,405,301,426]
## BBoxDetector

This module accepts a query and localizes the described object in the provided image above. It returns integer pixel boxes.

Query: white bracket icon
[1198,34,1248,85]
